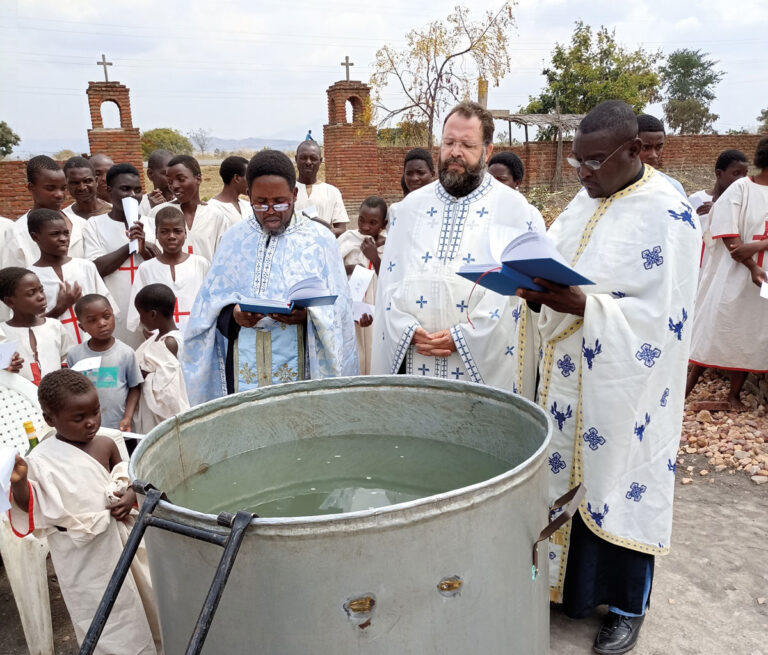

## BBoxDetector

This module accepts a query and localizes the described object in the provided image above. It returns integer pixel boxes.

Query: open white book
[239,276,337,314]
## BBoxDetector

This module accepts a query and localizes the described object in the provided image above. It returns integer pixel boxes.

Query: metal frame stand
[79,481,254,655]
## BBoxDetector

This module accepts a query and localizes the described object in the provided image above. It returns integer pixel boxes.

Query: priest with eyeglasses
[182,150,358,405]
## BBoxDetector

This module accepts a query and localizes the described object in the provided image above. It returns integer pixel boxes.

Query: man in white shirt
[293,141,349,237]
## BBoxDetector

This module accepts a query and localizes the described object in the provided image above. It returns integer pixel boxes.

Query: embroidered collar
[435,173,494,204]
[246,212,304,237]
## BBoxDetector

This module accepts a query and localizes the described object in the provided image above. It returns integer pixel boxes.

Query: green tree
[370,3,516,148]
[758,108,768,134]
[377,120,430,146]
[524,21,661,140]
[660,49,724,134]
[0,121,21,158]
[140,128,193,160]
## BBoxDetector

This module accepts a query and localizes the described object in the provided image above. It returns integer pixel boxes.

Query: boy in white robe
[132,283,188,433]
[149,155,232,263]
[138,149,175,216]
[27,208,116,345]
[8,369,162,654]
[6,155,87,267]
[338,196,387,374]
[83,164,157,349]
[207,155,252,224]
[127,206,210,337]
[62,155,111,220]
[0,267,72,384]
[293,141,350,237]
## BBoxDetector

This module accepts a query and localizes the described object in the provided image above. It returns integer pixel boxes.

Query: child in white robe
[127,206,210,338]
[337,196,387,374]
[0,267,72,384]
[207,155,251,224]
[8,369,163,654]
[27,208,116,345]
[132,283,188,433]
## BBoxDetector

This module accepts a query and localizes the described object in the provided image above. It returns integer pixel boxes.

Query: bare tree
[188,128,213,155]
[370,3,516,148]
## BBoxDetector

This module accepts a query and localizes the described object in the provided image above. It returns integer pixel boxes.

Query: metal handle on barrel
[531,483,586,580]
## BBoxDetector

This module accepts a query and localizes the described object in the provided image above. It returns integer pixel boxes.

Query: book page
[0,341,17,369]
[348,265,375,302]
[501,231,569,266]
[288,276,329,300]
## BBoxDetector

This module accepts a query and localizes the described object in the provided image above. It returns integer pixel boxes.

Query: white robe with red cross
[149,201,232,263]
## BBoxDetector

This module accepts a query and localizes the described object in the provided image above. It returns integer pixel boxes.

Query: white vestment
[0,318,73,384]
[536,168,700,602]
[126,255,210,336]
[371,175,544,397]
[4,210,87,267]
[134,330,188,433]
[690,176,768,371]
[0,218,12,322]
[206,197,252,224]
[8,436,162,654]
[337,229,387,375]
[83,214,157,349]
[294,182,350,226]
[149,201,232,263]
[30,258,116,345]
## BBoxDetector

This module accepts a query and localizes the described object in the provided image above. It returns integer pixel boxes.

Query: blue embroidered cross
[462,252,475,264]
[511,305,521,325]
[611,291,626,299]
[426,207,437,217]
[451,367,464,379]
[505,346,515,356]
[476,207,488,217]
[582,338,602,370]
[549,551,556,560]
[385,302,391,312]
[422,251,433,263]
[548,452,567,474]
[636,343,661,368]
[660,388,670,407]
[550,401,573,431]
[557,354,576,377]
[641,246,664,270]
[668,308,688,341]
[668,206,696,229]
[456,300,468,313]
[416,295,428,308]
[667,459,676,473]
[625,482,647,502]
[387,261,395,272]
[527,220,534,232]
[634,413,651,441]
[489,308,500,320]
[587,502,609,527]
[417,364,430,376]
[582,427,606,451]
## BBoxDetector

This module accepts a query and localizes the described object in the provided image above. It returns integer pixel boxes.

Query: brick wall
[0,161,33,218]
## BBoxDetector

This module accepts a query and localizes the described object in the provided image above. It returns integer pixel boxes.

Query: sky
[0,0,766,157]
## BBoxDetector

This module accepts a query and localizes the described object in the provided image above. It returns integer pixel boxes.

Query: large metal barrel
[130,376,553,654]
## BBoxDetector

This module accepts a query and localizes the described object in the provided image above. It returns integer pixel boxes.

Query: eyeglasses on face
[567,137,634,172]
[252,202,291,213]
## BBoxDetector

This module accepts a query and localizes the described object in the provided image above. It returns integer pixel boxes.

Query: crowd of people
[3,97,767,655]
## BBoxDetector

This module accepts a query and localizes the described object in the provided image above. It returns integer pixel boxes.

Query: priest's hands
[234,304,265,328]
[271,308,308,325]
[516,278,586,317]
[412,328,456,357]
[108,487,137,522]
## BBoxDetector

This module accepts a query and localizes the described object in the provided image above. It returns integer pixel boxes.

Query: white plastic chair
[0,370,55,655]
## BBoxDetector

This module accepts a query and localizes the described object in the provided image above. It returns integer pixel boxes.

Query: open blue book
[239,276,337,314]
[457,231,593,294]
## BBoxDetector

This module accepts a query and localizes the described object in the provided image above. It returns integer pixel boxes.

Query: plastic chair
[0,370,55,655]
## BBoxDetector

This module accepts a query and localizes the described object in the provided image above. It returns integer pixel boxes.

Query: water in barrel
[167,434,511,517]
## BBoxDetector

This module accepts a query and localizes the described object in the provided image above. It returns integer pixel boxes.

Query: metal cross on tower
[96,54,113,82]
[340,55,354,81]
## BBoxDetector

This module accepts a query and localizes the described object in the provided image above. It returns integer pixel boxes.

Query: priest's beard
[438,152,487,198]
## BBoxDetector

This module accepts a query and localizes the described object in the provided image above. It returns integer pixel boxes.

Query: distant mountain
[209,136,298,152]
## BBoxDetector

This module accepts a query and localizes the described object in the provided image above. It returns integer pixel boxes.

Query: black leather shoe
[592,612,645,654]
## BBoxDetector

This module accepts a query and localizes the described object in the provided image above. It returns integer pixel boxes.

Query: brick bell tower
[86,80,144,184]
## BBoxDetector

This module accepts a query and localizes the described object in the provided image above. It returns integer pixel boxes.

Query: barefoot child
[28,208,116,345]
[66,294,142,431]
[337,196,387,374]
[9,369,163,654]
[132,283,189,433]
[0,267,72,384]
[127,206,210,337]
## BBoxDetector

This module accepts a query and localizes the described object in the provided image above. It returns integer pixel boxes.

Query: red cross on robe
[753,221,768,267]
[187,245,194,255]
[118,254,139,283]
[173,298,191,326]
[59,306,82,343]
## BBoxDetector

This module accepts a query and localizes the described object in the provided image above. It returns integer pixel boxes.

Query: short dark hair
[754,136,768,170]
[488,151,525,182]
[360,196,388,223]
[404,147,434,173]
[167,154,201,177]
[74,293,111,318]
[219,156,249,184]
[106,163,140,187]
[715,149,748,172]
[579,101,639,139]
[147,149,174,169]
[443,101,495,147]
[26,155,60,184]
[27,208,66,235]
[246,150,296,190]
[155,205,185,227]
[296,140,322,157]
[637,114,665,134]
[38,368,95,415]
[0,267,34,302]
[63,156,95,176]
[134,283,175,318]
